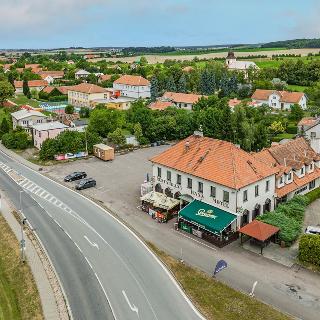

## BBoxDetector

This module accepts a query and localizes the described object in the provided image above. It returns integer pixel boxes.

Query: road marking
[84,235,99,250]
[74,242,83,253]
[122,290,139,314]
[84,256,93,269]
[65,232,72,240]
[38,190,46,197]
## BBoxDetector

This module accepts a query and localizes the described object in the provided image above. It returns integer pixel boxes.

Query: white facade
[152,164,275,230]
[113,83,151,99]
[42,75,54,84]
[254,93,307,110]
[300,122,320,154]
[68,90,110,108]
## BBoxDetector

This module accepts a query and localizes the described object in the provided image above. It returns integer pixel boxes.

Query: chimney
[193,125,203,137]
[185,140,190,151]
[284,158,287,167]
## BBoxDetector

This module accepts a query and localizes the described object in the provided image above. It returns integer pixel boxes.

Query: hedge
[305,188,320,203]
[299,234,320,266]
[286,125,298,134]
[257,195,308,245]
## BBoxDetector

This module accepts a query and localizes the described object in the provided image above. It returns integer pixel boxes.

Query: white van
[305,226,320,235]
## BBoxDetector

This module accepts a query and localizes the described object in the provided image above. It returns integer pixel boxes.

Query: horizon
[1,0,319,49]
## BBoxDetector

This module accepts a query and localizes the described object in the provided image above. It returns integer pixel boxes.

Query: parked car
[305,226,320,235]
[75,178,96,190]
[64,172,87,182]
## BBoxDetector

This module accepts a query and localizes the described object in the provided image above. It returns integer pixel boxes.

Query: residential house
[41,86,71,96]
[38,71,64,84]
[226,51,259,78]
[69,119,88,132]
[149,100,174,111]
[91,96,135,110]
[68,83,110,108]
[11,109,47,133]
[113,75,151,99]
[251,89,307,110]
[98,74,112,83]
[150,132,277,230]
[14,80,48,93]
[254,138,320,203]
[75,69,91,80]
[298,117,320,153]
[161,92,205,110]
[32,121,68,149]
[40,74,54,84]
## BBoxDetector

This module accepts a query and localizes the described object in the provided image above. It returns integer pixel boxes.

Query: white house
[161,92,205,111]
[150,132,277,230]
[113,75,150,99]
[251,89,307,110]
[225,51,259,78]
[14,80,48,94]
[11,109,47,133]
[75,69,91,80]
[298,117,320,153]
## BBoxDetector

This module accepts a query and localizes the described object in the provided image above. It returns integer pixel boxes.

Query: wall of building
[33,127,66,149]
[113,83,151,98]
[68,91,109,108]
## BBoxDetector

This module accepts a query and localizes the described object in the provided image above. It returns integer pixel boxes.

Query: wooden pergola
[239,220,280,254]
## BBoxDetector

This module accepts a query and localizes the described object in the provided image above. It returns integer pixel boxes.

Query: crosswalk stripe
[39,190,46,197]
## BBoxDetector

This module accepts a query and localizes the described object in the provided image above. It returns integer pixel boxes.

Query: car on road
[64,172,87,182]
[75,178,96,190]
[305,226,320,235]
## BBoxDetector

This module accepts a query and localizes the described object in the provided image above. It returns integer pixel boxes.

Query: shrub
[286,124,298,134]
[299,234,320,266]
[2,130,31,150]
[305,188,320,204]
[48,95,67,102]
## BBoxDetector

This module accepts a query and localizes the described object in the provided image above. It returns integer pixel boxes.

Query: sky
[1,0,320,49]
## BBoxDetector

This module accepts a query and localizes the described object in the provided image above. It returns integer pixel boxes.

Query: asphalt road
[0,150,204,320]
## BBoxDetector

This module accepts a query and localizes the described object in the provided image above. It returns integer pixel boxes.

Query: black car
[75,178,96,190]
[64,172,87,182]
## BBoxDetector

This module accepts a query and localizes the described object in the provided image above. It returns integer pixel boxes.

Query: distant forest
[122,46,175,55]
[262,38,320,49]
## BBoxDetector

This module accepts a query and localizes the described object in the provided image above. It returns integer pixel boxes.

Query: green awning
[179,200,237,235]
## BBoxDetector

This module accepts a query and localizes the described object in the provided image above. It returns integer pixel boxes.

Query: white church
[225,51,259,78]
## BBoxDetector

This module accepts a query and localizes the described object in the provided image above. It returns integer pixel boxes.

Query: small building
[14,80,48,94]
[32,121,68,149]
[161,92,205,110]
[225,51,259,78]
[38,71,64,83]
[91,96,135,110]
[298,117,320,153]
[113,75,151,99]
[149,100,174,111]
[69,119,88,133]
[251,89,307,110]
[68,83,110,108]
[75,69,91,80]
[98,74,112,83]
[93,144,114,161]
[11,109,47,133]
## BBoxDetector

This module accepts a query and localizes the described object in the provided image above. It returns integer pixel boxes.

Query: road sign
[213,259,228,276]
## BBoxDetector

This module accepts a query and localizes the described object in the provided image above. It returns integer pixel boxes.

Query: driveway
[45,146,320,320]
[304,199,320,228]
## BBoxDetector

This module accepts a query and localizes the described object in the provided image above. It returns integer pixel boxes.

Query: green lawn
[0,214,43,320]
[148,242,291,320]
[272,133,296,142]
[11,95,40,108]
[287,84,309,92]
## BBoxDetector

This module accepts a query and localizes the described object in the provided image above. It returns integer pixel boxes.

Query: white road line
[84,235,99,250]
[65,232,72,240]
[18,178,26,185]
[74,242,83,253]
[22,181,32,188]
[85,257,93,269]
[38,190,46,197]
[27,184,37,192]
[33,187,40,194]
[122,290,139,314]
[51,198,58,205]
[54,219,62,229]
[44,193,51,200]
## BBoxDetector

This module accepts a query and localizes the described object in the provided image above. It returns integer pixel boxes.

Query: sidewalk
[0,191,60,320]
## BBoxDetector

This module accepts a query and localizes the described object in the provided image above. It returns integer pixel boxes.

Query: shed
[93,144,114,161]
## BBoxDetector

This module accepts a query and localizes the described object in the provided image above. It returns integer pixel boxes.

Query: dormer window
[280,176,284,184]
[288,172,292,180]
[301,167,304,175]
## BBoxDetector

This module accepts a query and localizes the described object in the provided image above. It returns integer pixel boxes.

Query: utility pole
[19,191,26,263]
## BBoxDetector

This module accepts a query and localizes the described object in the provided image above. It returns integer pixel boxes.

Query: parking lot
[46,145,173,237]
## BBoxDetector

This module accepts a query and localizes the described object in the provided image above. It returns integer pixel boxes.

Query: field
[287,84,309,92]
[11,95,40,108]
[149,243,291,320]
[0,214,43,320]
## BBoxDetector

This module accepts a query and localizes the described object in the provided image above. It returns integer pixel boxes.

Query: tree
[39,138,59,160]
[2,129,30,149]
[165,75,176,92]
[289,104,304,121]
[133,123,143,143]
[0,81,14,106]
[108,128,126,146]
[23,79,31,98]
[79,107,90,118]
[269,121,285,135]
[150,76,159,102]
[65,105,75,114]
[0,118,10,137]
[139,56,148,66]
[177,74,187,93]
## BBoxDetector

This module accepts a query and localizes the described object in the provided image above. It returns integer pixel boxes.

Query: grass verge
[147,242,291,320]
[11,95,40,108]
[0,214,43,320]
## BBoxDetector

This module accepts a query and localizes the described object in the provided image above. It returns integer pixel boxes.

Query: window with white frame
[210,186,216,198]
[198,182,203,193]
[243,190,248,202]
[187,178,192,189]
[157,167,161,178]
[223,191,229,203]
[255,185,259,197]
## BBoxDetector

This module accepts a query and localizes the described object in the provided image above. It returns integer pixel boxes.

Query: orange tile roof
[228,98,242,108]
[41,86,70,95]
[69,83,107,94]
[163,92,205,104]
[239,220,279,242]
[14,80,48,88]
[114,75,150,86]
[182,66,194,72]
[150,135,277,189]
[298,117,318,127]
[252,89,304,103]
[276,167,320,198]
[149,101,174,111]
[25,64,40,69]
[38,70,64,78]
[99,74,112,81]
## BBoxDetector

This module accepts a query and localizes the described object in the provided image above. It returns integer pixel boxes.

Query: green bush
[2,130,31,150]
[48,95,67,102]
[286,124,298,134]
[257,195,308,245]
[299,234,320,266]
[305,188,320,203]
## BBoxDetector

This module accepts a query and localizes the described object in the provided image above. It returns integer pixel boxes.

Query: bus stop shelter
[239,220,280,254]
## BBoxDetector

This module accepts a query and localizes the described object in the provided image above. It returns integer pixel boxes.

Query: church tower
[226,51,236,65]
